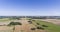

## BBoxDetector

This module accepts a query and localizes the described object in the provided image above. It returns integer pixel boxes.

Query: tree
[8,22,22,32]
[8,22,22,26]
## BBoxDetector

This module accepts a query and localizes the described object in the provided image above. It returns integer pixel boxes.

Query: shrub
[42,25,48,27]
[28,21,31,22]
[28,21,32,24]
[31,28,36,30]
[36,23,40,25]
[37,26,44,30]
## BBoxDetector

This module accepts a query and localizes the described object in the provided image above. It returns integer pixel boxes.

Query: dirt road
[14,18,36,32]
[14,18,46,32]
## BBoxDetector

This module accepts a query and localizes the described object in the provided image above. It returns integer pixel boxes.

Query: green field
[32,20,60,32]
[0,18,16,22]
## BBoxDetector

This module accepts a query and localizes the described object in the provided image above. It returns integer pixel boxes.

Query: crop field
[32,19,60,32]
[0,18,60,32]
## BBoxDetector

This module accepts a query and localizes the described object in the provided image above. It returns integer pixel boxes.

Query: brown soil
[40,19,60,25]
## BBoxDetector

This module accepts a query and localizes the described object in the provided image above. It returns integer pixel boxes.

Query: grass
[0,26,13,32]
[0,18,16,22]
[34,20,60,32]
[0,30,13,32]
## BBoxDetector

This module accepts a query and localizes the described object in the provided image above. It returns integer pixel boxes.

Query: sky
[0,0,60,16]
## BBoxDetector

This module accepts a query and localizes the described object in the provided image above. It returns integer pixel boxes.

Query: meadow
[32,20,60,32]
[0,18,60,32]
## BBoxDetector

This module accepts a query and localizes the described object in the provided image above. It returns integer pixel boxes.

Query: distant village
[0,16,60,19]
